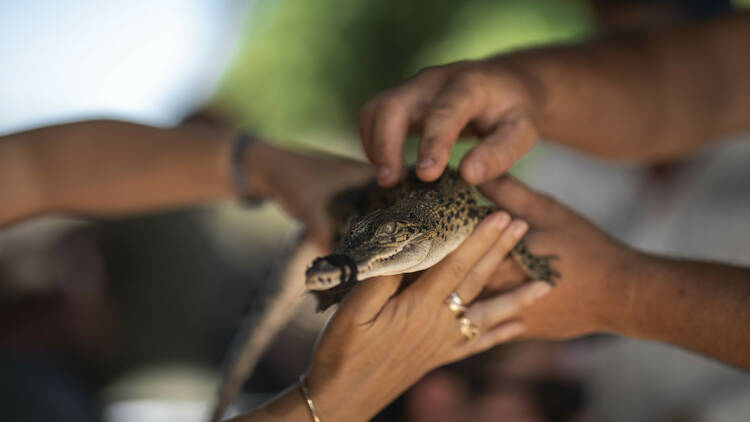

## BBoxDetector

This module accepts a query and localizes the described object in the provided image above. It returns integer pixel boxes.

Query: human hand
[304,211,551,422]
[247,141,376,250]
[478,176,640,340]
[359,59,541,187]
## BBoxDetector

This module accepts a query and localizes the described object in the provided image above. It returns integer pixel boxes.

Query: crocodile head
[305,168,487,311]
[305,203,436,291]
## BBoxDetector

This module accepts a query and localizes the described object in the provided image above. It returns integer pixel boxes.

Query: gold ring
[445,292,467,315]
[457,316,480,341]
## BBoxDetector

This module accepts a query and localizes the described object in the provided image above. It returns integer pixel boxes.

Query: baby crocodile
[306,167,560,310]
[210,167,559,421]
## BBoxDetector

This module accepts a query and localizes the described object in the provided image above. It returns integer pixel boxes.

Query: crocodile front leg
[510,239,561,285]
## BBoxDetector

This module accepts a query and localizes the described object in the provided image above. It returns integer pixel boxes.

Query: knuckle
[462,267,480,286]
[413,65,443,80]
[455,69,487,89]
[447,259,467,279]
[379,95,405,113]
[426,104,455,121]
[419,137,446,159]
[485,144,512,169]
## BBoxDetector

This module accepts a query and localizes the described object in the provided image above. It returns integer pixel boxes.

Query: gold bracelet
[299,375,322,422]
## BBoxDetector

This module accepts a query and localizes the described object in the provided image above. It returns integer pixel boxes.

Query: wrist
[609,252,680,340]
[304,368,392,422]
[487,54,549,126]
[492,47,586,140]
[303,370,358,422]
[242,136,275,200]
[596,248,654,336]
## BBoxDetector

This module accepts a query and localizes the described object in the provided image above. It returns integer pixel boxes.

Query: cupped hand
[478,176,640,340]
[359,59,542,187]
[304,212,551,422]
[248,141,376,251]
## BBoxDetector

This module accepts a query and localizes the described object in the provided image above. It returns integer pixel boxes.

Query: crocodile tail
[209,230,322,422]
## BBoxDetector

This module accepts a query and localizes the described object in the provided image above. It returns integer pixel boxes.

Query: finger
[478,175,556,225]
[484,258,526,293]
[413,211,508,302]
[463,321,526,356]
[453,218,528,304]
[358,100,377,155]
[464,280,550,331]
[416,83,479,182]
[366,95,415,187]
[340,274,403,322]
[459,115,537,185]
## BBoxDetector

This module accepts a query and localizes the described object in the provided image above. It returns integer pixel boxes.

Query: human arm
[228,212,550,421]
[360,11,750,186]
[0,120,374,247]
[477,176,750,369]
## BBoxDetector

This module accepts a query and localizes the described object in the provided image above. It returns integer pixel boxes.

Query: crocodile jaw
[397,228,470,273]
[305,235,432,291]
[355,237,433,279]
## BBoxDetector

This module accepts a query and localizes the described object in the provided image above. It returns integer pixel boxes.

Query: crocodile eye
[377,222,396,235]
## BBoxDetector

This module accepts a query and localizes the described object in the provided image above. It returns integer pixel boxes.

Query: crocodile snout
[305,254,357,291]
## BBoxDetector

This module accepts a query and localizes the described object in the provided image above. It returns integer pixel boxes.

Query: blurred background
[2,1,750,421]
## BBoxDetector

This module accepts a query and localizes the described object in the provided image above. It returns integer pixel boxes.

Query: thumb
[340,275,403,322]
[478,175,557,225]
[459,112,537,185]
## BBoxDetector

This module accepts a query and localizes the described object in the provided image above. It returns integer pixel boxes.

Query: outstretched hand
[359,60,541,187]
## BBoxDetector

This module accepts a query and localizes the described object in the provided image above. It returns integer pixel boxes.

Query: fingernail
[511,221,528,239]
[471,162,485,182]
[496,212,511,230]
[378,166,392,180]
[417,158,435,169]
[533,283,551,299]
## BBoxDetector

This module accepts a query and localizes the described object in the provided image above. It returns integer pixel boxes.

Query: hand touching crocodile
[225,212,550,422]
[474,176,750,369]
[360,12,750,187]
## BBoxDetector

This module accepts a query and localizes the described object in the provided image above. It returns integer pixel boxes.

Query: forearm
[0,120,271,227]
[502,11,750,162]
[614,254,750,369]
